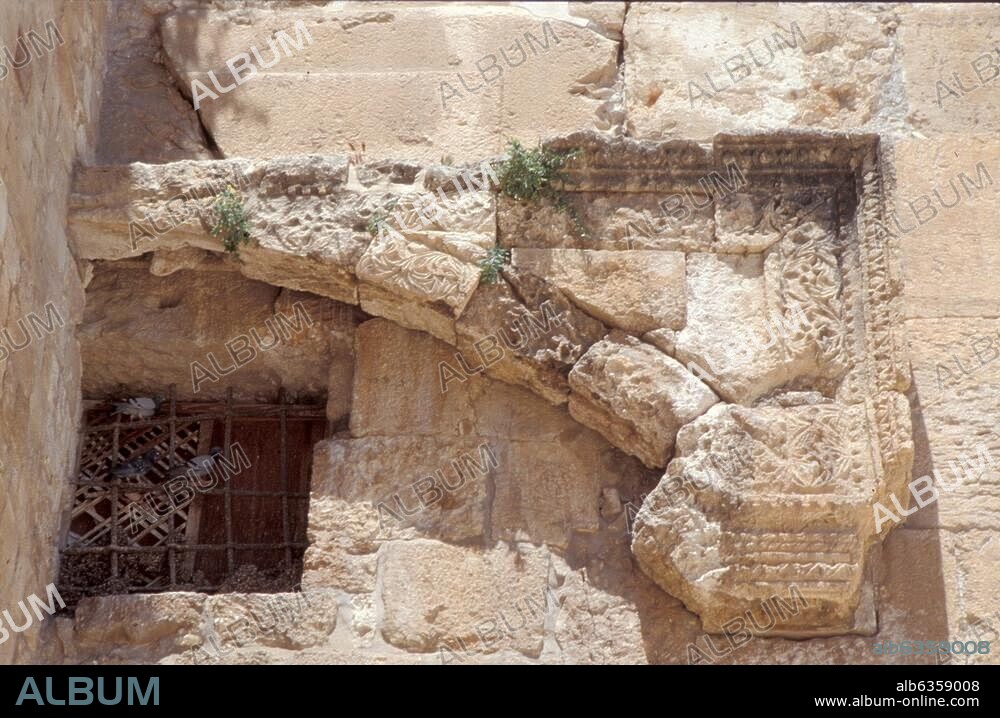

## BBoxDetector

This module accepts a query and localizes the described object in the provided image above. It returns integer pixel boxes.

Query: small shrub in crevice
[211,185,252,257]
[478,245,511,285]
[495,140,588,239]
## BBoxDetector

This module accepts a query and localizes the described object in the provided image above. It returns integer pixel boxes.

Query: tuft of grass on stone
[478,245,511,285]
[366,211,388,238]
[366,198,398,238]
[211,185,252,256]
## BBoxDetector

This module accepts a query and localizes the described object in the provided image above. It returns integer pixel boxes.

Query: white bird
[112,396,163,421]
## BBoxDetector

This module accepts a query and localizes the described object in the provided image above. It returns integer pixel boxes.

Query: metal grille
[58,386,324,603]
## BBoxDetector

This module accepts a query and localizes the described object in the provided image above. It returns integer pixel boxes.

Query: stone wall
[0,0,108,662]
[8,1,1000,665]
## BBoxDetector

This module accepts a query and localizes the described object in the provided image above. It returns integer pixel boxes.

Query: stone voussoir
[568,330,720,469]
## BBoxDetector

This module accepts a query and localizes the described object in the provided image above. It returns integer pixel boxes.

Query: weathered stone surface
[714,190,835,253]
[69,159,368,305]
[379,540,550,657]
[302,497,381,594]
[623,3,897,139]
[385,190,495,264]
[66,590,340,663]
[898,4,1000,137]
[96,0,213,164]
[0,0,108,664]
[497,133,715,251]
[455,267,607,404]
[489,431,651,550]
[673,252,789,403]
[673,188,852,405]
[339,314,659,550]
[356,233,480,344]
[68,159,501,349]
[566,2,626,41]
[512,248,686,333]
[549,552,678,665]
[79,262,356,402]
[905,317,1000,531]
[631,401,910,636]
[148,246,236,276]
[569,331,719,468]
[160,4,619,163]
[309,436,495,545]
[349,319,478,437]
[73,593,206,651]
[205,591,339,651]
[498,191,715,251]
[892,136,1000,319]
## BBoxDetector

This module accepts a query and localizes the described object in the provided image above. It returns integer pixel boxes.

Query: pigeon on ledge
[167,447,224,479]
[110,449,161,479]
[112,396,164,421]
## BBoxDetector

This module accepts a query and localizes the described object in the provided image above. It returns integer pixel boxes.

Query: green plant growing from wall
[366,198,398,238]
[211,185,252,257]
[495,140,588,238]
[478,245,510,285]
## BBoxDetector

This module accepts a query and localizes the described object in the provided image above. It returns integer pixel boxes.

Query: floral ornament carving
[358,234,471,305]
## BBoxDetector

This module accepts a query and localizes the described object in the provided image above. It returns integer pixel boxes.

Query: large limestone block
[455,267,607,404]
[302,497,382,594]
[73,593,206,652]
[379,540,550,657]
[892,136,1000,318]
[349,319,479,437]
[898,4,1000,137]
[953,530,1000,659]
[550,563,660,664]
[632,399,912,636]
[624,3,896,139]
[568,331,719,468]
[349,316,605,444]
[309,436,496,545]
[489,430,655,550]
[905,317,1000,531]
[343,318,657,550]
[511,248,686,334]
[160,4,618,162]
[95,0,213,163]
[205,591,339,651]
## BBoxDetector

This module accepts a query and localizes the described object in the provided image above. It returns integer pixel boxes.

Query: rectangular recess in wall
[57,388,325,604]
